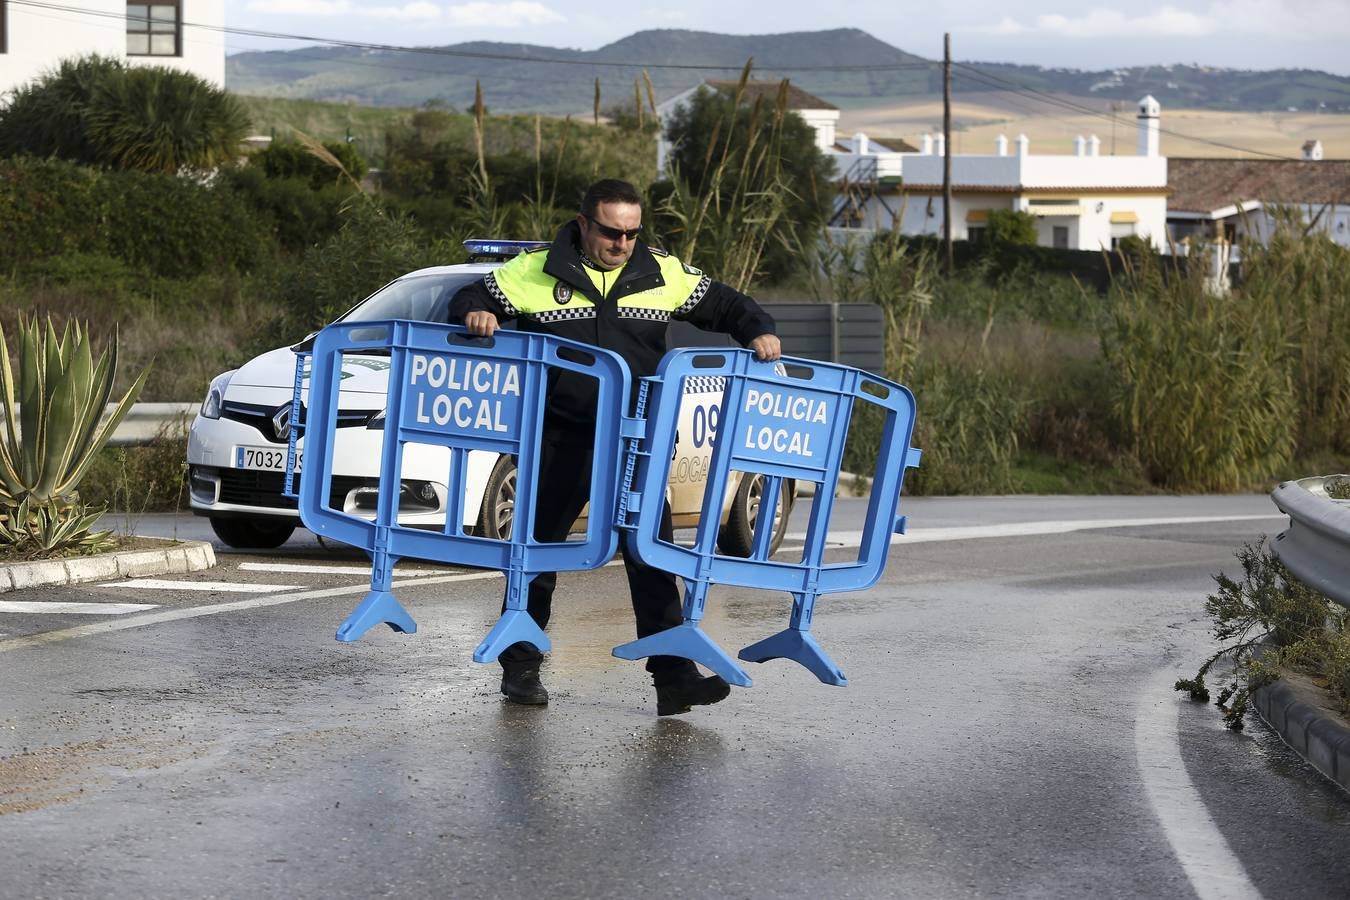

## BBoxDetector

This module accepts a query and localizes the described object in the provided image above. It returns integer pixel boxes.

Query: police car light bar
[463,239,549,260]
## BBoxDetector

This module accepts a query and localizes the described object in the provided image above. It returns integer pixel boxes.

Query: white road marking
[788,514,1283,548]
[0,601,159,615]
[0,558,632,652]
[100,579,307,593]
[0,571,504,653]
[1135,669,1262,900]
[238,562,455,576]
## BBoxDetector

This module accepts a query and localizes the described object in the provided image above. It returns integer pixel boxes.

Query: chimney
[920,133,933,155]
[935,133,946,157]
[1137,95,1161,157]
[854,132,869,155]
[995,134,1008,156]
[1088,134,1101,157]
[1303,139,1324,161]
[1073,136,1087,157]
[1016,134,1030,157]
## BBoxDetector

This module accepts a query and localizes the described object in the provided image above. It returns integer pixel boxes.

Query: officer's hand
[463,310,499,337]
[749,334,781,361]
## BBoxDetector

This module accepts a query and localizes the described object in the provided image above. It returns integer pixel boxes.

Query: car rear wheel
[717,474,793,557]
[208,517,296,549]
[477,455,517,540]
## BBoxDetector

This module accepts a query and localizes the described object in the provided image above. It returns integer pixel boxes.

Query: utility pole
[942,32,953,276]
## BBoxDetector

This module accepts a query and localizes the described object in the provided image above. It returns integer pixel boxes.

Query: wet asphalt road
[2,496,1349,899]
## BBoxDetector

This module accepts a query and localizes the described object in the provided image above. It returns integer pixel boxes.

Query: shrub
[266,201,465,334]
[218,164,350,252]
[0,158,270,278]
[986,209,1038,245]
[0,157,106,268]
[0,55,123,165]
[253,139,368,188]
[0,54,249,174]
[1177,540,1346,729]
[1099,249,1295,490]
[98,168,271,277]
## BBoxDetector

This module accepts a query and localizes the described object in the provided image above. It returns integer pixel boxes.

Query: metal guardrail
[1270,475,1350,609]
[110,402,197,446]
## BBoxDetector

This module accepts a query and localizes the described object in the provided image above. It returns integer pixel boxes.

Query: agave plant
[0,317,148,556]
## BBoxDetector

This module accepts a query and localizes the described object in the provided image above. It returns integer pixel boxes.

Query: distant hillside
[225,28,1350,115]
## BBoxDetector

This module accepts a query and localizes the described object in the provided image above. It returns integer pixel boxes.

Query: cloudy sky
[225,0,1350,75]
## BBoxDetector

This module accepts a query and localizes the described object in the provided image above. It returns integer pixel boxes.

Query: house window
[1109,221,1135,250]
[1053,226,1070,249]
[966,227,986,244]
[127,2,179,56]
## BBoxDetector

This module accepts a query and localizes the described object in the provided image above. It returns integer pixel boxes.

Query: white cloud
[244,0,436,17]
[444,1,564,27]
[638,8,687,22]
[246,0,352,15]
[365,0,440,19]
[981,6,1216,39]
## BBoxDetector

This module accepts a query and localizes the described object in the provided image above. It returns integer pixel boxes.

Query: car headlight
[200,370,236,419]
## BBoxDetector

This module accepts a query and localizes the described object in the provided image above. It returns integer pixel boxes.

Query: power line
[8,0,937,74]
[953,61,1301,161]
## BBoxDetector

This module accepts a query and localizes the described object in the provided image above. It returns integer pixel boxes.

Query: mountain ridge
[225,27,1350,115]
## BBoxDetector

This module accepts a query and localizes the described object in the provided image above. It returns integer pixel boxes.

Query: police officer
[450,178,781,716]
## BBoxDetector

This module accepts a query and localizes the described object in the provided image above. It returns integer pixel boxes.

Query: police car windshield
[336,272,483,325]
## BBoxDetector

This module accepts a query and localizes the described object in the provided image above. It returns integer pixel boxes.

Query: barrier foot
[739,629,848,687]
[613,623,752,687]
[473,609,551,663]
[336,590,417,642]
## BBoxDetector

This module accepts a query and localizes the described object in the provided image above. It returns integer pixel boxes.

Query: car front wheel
[717,474,793,557]
[208,517,296,549]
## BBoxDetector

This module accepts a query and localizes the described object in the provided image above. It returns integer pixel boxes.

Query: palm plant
[0,317,149,556]
[84,64,250,174]
[0,55,124,164]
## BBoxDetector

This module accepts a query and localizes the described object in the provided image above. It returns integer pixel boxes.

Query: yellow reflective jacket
[450,221,774,428]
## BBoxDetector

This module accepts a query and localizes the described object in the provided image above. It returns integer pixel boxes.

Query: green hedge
[0,157,270,278]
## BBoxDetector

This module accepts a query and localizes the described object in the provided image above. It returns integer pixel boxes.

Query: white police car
[187,240,794,553]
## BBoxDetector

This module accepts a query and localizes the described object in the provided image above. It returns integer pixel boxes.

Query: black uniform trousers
[498,431,689,676]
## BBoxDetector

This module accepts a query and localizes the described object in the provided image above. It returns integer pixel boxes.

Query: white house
[0,0,225,96]
[869,96,1171,251]
[1167,153,1350,249]
[655,79,921,230]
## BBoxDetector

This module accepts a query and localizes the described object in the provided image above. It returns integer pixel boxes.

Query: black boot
[500,664,549,705]
[653,668,730,716]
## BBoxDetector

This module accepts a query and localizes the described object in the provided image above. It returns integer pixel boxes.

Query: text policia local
[409,354,520,432]
[741,387,825,458]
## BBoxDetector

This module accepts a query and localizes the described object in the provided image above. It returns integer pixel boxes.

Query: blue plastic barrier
[613,349,920,687]
[295,320,631,660]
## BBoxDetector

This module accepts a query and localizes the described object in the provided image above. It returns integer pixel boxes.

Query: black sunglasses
[585,216,642,241]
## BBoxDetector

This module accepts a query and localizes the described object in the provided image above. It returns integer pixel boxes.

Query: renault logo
[272,403,293,441]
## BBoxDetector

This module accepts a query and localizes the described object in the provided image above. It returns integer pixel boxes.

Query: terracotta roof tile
[865,136,919,153]
[1168,157,1350,213]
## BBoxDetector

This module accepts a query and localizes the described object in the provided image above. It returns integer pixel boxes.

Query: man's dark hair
[580,179,643,218]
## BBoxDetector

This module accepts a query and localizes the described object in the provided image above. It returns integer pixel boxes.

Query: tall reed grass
[1100,246,1295,490]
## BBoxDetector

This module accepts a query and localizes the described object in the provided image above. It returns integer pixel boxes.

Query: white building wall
[0,0,225,96]
[901,153,1167,191]
[1236,203,1350,249]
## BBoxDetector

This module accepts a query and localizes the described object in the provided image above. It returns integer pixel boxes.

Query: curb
[0,538,217,594]
[1251,672,1350,794]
